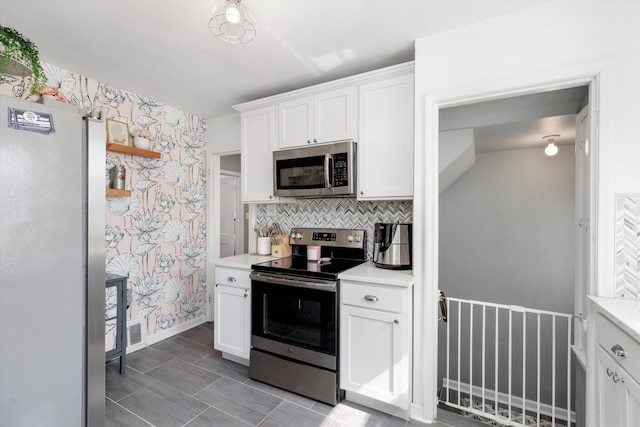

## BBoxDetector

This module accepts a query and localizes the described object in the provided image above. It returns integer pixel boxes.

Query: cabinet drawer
[595,314,640,383]
[215,266,250,289]
[342,282,407,313]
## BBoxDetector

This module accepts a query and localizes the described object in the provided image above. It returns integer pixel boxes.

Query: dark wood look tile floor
[105,322,479,427]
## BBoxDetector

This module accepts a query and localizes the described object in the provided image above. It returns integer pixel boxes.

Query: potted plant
[0,25,47,98]
[130,128,156,150]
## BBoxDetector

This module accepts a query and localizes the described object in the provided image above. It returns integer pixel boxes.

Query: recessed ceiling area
[440,86,589,153]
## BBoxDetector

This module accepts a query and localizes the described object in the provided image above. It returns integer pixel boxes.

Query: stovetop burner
[251,256,365,281]
[251,227,367,281]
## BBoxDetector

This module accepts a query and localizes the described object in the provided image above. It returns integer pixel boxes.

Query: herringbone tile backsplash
[255,199,413,260]
[616,194,640,298]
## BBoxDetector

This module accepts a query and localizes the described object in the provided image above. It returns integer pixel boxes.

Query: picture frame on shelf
[106,118,130,146]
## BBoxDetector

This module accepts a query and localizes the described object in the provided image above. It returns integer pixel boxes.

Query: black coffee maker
[373,223,412,270]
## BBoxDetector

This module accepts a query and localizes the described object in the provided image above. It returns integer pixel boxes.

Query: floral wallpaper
[1,62,208,344]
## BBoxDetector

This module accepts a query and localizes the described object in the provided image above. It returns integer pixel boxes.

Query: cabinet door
[622,364,640,427]
[314,87,356,144]
[358,74,414,200]
[278,96,313,149]
[595,345,623,427]
[241,106,278,203]
[214,283,251,360]
[340,304,409,408]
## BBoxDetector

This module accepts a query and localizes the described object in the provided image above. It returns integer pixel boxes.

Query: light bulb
[545,143,558,156]
[225,4,240,23]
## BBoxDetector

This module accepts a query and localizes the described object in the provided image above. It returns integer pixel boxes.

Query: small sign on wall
[7,107,55,134]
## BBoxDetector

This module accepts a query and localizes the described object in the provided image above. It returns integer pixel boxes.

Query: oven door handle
[250,272,337,292]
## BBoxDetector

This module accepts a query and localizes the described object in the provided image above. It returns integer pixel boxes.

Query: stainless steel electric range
[249,227,367,406]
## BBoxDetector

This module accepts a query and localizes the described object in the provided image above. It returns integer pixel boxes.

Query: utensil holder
[257,237,271,255]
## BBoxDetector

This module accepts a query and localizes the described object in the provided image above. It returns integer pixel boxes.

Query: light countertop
[589,296,640,342]
[340,262,414,287]
[213,256,415,288]
[213,253,277,270]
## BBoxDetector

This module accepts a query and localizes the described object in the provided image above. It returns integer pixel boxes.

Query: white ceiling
[1,0,557,119]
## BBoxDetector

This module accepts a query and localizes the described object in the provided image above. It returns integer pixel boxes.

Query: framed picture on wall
[106,119,130,146]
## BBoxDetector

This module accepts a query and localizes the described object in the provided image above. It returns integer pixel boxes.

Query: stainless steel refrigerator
[0,95,106,426]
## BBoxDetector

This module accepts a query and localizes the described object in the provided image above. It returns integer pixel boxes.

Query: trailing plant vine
[0,25,47,98]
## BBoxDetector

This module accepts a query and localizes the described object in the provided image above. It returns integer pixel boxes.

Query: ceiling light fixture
[208,0,256,44]
[543,134,560,156]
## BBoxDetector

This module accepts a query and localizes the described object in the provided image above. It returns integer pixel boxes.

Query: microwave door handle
[325,154,332,188]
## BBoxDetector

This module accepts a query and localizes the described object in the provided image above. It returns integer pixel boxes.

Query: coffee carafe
[373,223,412,270]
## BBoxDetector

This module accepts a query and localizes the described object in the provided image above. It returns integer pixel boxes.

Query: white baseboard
[142,316,207,347]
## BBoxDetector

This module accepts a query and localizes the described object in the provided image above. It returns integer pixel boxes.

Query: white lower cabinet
[214,266,251,365]
[340,280,411,414]
[594,314,640,427]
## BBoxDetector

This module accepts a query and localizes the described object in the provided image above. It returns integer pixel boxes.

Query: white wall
[440,145,575,312]
[413,1,640,422]
[220,154,241,173]
[206,113,240,154]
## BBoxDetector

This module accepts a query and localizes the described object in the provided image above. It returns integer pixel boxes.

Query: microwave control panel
[332,152,349,187]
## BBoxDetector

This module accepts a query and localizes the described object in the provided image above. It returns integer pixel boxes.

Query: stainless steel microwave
[273,140,356,198]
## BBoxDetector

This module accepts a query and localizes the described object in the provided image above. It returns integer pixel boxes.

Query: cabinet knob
[611,343,627,358]
[394,319,400,324]
[227,276,237,283]
[606,368,614,377]
[313,138,318,143]
[364,295,379,302]
[244,291,249,298]
[307,139,312,144]
[269,195,273,199]
[360,191,364,195]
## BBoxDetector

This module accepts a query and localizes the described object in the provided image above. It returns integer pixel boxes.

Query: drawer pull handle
[611,344,627,358]
[364,295,379,302]
[612,373,625,384]
[227,276,237,283]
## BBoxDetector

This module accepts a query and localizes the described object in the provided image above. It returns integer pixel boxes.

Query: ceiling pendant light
[208,0,256,44]
[543,134,560,156]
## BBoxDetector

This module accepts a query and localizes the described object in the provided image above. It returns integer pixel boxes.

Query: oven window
[276,156,327,189]
[265,295,323,347]
[252,281,336,355]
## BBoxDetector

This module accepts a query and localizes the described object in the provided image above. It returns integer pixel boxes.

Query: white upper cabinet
[357,74,414,200]
[278,87,356,150]
[233,62,414,203]
[240,106,278,203]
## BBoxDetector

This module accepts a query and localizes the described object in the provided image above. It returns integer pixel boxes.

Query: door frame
[206,151,241,321]
[414,61,614,424]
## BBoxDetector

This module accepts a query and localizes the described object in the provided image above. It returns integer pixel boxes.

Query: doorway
[220,172,244,257]
[435,86,592,426]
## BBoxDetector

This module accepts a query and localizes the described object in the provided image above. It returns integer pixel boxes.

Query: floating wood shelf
[106,188,132,197]
[106,142,161,158]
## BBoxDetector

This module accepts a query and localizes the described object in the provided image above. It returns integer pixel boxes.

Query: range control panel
[312,232,337,242]
[290,228,365,249]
